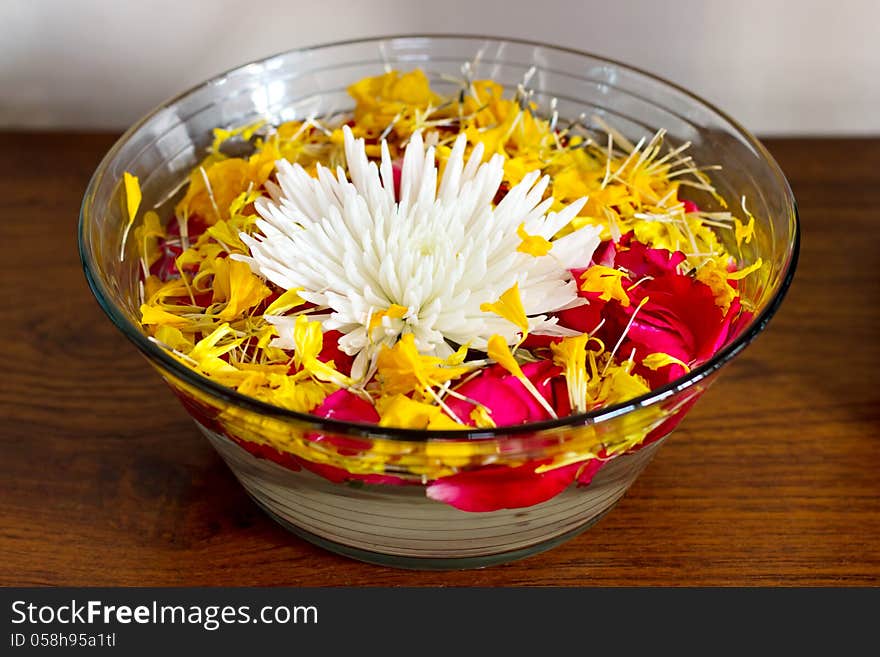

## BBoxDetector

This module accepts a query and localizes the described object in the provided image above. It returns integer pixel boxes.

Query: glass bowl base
[199,422,664,569]
[254,496,619,570]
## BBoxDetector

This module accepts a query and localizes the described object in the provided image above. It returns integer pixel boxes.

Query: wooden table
[1,134,878,586]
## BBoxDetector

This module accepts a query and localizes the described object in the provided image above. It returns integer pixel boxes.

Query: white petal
[242,126,601,370]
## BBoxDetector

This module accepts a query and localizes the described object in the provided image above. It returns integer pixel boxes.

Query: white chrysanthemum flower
[238,126,601,379]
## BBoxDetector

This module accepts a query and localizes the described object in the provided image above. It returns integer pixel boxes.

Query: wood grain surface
[1,133,878,586]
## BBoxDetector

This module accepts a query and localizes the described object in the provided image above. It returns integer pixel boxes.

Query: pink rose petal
[426,461,583,512]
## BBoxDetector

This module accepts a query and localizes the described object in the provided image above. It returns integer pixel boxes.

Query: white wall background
[2,0,878,134]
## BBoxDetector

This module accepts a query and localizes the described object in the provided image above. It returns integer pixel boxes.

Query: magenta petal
[593,240,618,267]
[445,361,566,426]
[426,461,582,512]
[392,158,403,200]
[317,330,355,375]
[681,199,700,213]
[445,374,535,426]
[628,318,694,363]
[728,300,753,341]
[308,390,379,455]
[613,272,727,364]
[313,389,380,423]
[557,300,605,334]
[230,436,303,472]
[575,459,606,487]
[613,239,686,279]
[635,391,703,450]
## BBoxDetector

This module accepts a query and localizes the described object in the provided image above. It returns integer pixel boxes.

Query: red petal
[444,361,567,426]
[575,458,606,486]
[317,330,355,375]
[229,436,303,472]
[635,391,703,450]
[613,240,686,279]
[426,461,582,512]
[312,389,379,424]
[680,198,700,214]
[618,272,726,364]
[309,390,380,454]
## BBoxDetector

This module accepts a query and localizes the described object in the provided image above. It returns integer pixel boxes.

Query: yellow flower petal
[264,288,305,316]
[186,323,243,376]
[140,304,191,328]
[427,413,466,431]
[123,172,142,226]
[726,257,763,281]
[368,303,409,333]
[580,265,631,307]
[210,120,265,154]
[377,394,443,429]
[206,220,248,255]
[550,334,591,412]
[210,258,270,320]
[487,334,558,419]
[119,171,143,259]
[486,334,525,380]
[154,325,194,352]
[134,210,165,268]
[516,223,553,257]
[469,405,496,428]
[375,333,472,397]
[695,259,738,312]
[480,282,529,338]
[291,315,353,387]
[595,361,651,407]
[292,315,323,365]
[642,352,691,373]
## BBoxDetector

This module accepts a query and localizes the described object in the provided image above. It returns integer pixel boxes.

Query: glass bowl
[79,35,799,569]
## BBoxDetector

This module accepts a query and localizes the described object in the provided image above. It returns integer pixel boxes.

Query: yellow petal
[292,315,353,387]
[140,304,191,328]
[186,323,244,376]
[368,303,409,332]
[123,171,142,226]
[469,405,496,428]
[516,223,553,257]
[134,210,165,268]
[375,394,462,430]
[487,334,559,419]
[143,275,164,301]
[375,333,471,396]
[377,394,438,429]
[550,334,591,412]
[594,358,651,408]
[695,260,737,313]
[211,258,271,320]
[206,220,248,254]
[579,265,631,307]
[726,258,763,281]
[228,188,262,218]
[264,288,306,316]
[302,359,352,388]
[480,282,529,337]
[211,120,265,154]
[642,352,691,372]
[445,343,470,366]
[486,334,525,380]
[427,413,466,430]
[154,325,194,352]
[292,315,324,365]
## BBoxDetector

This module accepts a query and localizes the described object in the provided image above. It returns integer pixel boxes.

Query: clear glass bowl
[79,35,799,569]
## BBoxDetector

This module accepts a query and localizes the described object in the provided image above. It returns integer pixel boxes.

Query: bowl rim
[79,33,800,440]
